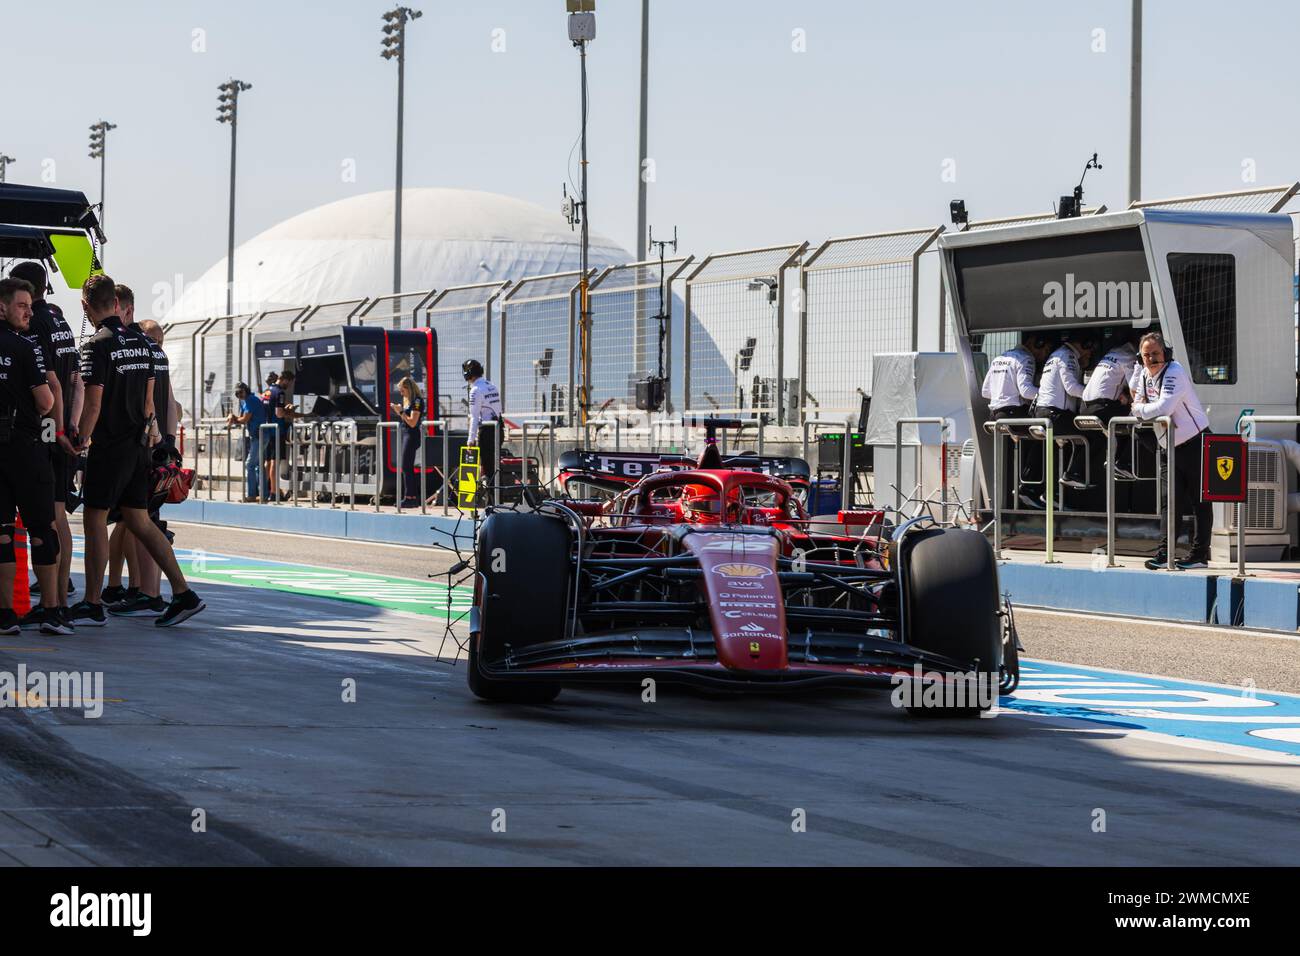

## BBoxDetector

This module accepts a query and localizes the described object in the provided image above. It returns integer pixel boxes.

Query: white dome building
[166,187,631,320]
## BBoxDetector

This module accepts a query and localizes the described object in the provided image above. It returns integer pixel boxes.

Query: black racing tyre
[898,527,1001,717]
[468,511,570,704]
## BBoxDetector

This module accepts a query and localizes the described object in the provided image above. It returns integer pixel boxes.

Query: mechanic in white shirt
[981,332,1053,509]
[1130,331,1212,570]
[1025,331,1097,507]
[1072,330,1141,487]
[463,358,502,494]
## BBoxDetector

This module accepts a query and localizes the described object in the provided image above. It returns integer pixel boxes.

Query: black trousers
[1166,431,1212,556]
[399,428,420,503]
[1032,405,1080,487]
[991,405,1034,504]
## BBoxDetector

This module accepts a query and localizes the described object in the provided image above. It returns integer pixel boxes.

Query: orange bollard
[13,516,30,616]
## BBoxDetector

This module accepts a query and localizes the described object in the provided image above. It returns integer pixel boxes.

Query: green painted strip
[186,562,472,618]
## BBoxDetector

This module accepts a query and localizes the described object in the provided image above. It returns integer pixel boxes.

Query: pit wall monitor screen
[953,226,1158,333]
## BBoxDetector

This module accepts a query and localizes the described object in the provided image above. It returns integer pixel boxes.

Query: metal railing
[986,418,1056,563]
[1103,416,1175,570]
[1235,415,1297,577]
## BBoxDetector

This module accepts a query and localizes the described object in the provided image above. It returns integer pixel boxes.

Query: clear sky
[4,0,1298,320]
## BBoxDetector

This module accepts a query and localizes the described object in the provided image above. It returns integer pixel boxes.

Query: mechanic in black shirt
[103,285,161,608]
[9,261,82,621]
[69,275,204,628]
[0,278,67,635]
[110,315,182,617]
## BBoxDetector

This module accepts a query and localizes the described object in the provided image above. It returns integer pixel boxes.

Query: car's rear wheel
[468,511,569,704]
[897,527,1001,717]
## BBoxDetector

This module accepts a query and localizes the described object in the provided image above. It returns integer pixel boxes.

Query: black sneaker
[39,608,74,636]
[68,601,108,627]
[155,590,206,628]
[0,609,17,636]
[1176,553,1210,571]
[1144,551,1170,571]
[109,593,168,617]
[1018,491,1045,509]
[19,606,62,632]
[101,584,130,605]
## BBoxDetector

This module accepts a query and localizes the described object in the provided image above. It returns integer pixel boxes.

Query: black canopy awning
[0,224,56,260]
[0,183,104,243]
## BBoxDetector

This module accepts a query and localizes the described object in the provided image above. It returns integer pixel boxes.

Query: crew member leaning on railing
[1130,331,1211,571]
[1027,330,1097,508]
[1075,329,1141,486]
[981,332,1053,510]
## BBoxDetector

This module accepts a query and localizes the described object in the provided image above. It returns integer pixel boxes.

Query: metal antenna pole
[578,37,591,428]
[1129,0,1142,205]
[394,19,405,296]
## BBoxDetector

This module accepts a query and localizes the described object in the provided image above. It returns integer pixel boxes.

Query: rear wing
[557,449,810,482]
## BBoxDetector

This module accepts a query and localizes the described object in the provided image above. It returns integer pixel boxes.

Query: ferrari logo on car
[1216,456,1233,481]
[714,562,770,579]
[748,641,761,655]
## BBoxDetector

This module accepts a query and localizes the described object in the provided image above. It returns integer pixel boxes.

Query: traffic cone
[13,517,30,616]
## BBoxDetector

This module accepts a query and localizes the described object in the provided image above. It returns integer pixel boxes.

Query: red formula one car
[468,438,1018,715]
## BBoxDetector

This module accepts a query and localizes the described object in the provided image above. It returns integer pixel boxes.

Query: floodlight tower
[216,80,252,317]
[87,120,116,246]
[217,80,251,396]
[567,0,596,427]
[382,7,422,297]
[0,153,15,183]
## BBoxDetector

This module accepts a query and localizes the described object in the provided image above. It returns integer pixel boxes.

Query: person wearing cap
[463,359,501,493]
[1131,331,1211,570]
[228,381,268,501]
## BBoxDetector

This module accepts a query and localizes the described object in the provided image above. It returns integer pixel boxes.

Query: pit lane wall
[999,561,1298,632]
[167,497,1300,633]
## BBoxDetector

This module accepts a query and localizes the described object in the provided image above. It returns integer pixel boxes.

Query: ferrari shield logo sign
[1200,433,1246,503]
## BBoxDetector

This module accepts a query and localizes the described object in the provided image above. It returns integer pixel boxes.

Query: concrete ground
[1,522,1297,865]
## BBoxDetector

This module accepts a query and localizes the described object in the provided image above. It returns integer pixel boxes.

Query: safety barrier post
[441,420,451,515]
[225,423,235,502]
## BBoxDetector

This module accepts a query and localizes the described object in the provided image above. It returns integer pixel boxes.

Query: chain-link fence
[356,290,436,329]
[499,270,586,422]
[801,228,942,412]
[421,280,508,421]
[586,256,692,413]
[1129,183,1298,214]
[683,243,806,423]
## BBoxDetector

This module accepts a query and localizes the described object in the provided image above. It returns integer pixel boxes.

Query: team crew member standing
[1029,331,1096,504]
[1076,330,1141,484]
[111,318,180,617]
[266,368,298,500]
[69,275,204,628]
[1130,331,1212,570]
[981,332,1052,508]
[463,359,501,495]
[102,284,148,605]
[0,278,68,635]
[390,376,425,508]
[10,261,82,620]
[228,381,268,501]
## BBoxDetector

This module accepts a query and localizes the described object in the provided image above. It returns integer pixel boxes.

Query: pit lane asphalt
[0,522,1297,865]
